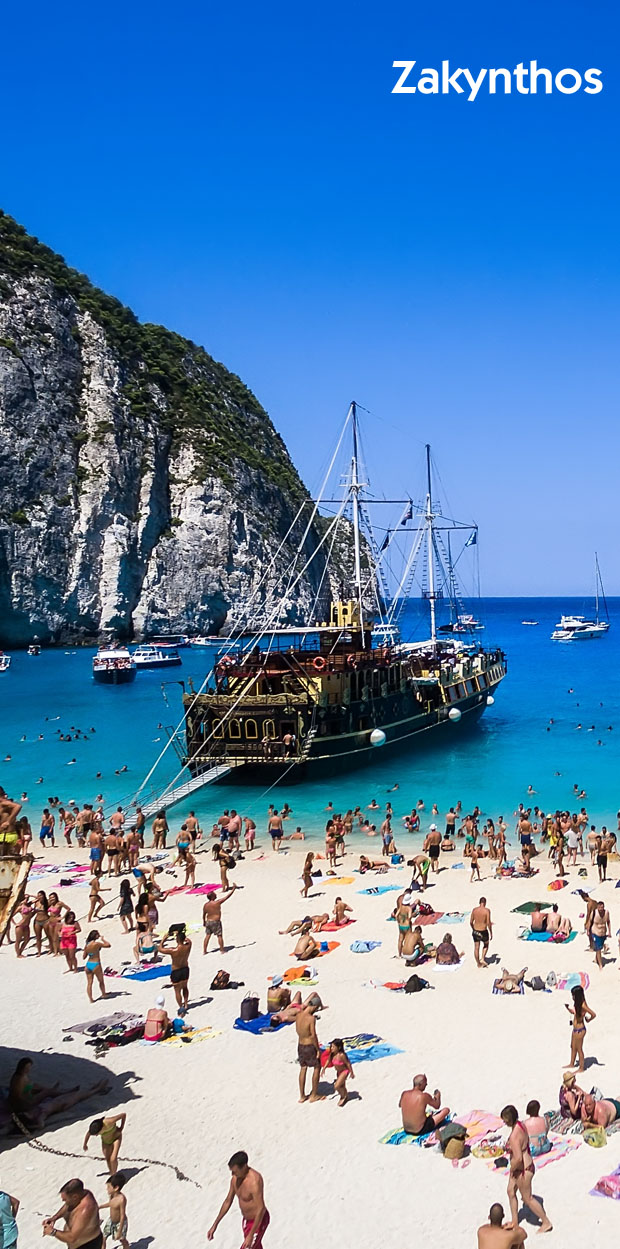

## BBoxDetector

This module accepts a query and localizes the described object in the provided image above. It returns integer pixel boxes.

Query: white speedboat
[189,635,221,647]
[150,634,191,650]
[551,555,610,642]
[0,652,11,672]
[27,644,41,655]
[132,645,182,669]
[521,621,539,626]
[93,645,137,684]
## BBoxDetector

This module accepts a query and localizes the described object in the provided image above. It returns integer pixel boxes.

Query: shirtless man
[332,897,353,926]
[424,825,442,873]
[104,831,120,878]
[293,923,319,960]
[203,885,238,953]
[208,1151,269,1249]
[244,816,256,850]
[477,1203,527,1249]
[268,811,283,852]
[76,804,93,848]
[151,811,168,849]
[445,807,456,838]
[295,1001,322,1102]
[161,929,192,1014]
[410,853,430,891]
[581,1093,620,1127]
[184,810,199,845]
[577,890,597,947]
[227,810,242,852]
[109,807,124,833]
[470,896,493,968]
[399,1073,449,1135]
[43,1177,102,1247]
[88,828,104,879]
[278,915,329,935]
[589,900,611,970]
[134,806,146,847]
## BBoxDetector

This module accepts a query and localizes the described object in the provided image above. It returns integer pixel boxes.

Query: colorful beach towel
[357,885,402,895]
[319,919,355,931]
[492,978,525,995]
[161,1026,222,1047]
[323,876,355,885]
[233,1012,291,1035]
[342,1033,402,1063]
[555,972,590,991]
[519,930,576,943]
[64,1011,139,1035]
[379,1125,440,1146]
[281,965,319,985]
[591,1162,620,1199]
[455,1109,504,1146]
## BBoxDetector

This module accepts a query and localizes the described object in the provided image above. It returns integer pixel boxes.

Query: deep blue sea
[2,598,620,842]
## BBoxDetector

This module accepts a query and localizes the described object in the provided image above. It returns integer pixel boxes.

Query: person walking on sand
[161,928,192,1015]
[477,1203,527,1249]
[83,931,111,1003]
[301,852,314,898]
[589,900,611,970]
[83,1113,126,1175]
[470,897,492,968]
[501,1105,552,1234]
[42,1178,102,1247]
[564,985,596,1072]
[323,1039,355,1107]
[203,885,238,954]
[99,1172,129,1249]
[296,1000,322,1103]
[207,1151,269,1248]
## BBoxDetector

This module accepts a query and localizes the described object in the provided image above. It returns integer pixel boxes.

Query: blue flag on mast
[465,530,477,548]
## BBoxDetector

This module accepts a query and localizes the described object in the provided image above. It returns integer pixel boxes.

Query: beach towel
[520,930,576,943]
[432,961,463,971]
[591,1162,620,1199]
[531,1137,581,1169]
[379,1125,440,1146]
[281,966,319,985]
[289,942,339,958]
[64,1011,139,1035]
[511,901,551,915]
[443,911,467,923]
[319,919,355,931]
[161,1026,222,1047]
[555,972,590,991]
[323,876,355,885]
[122,964,171,981]
[357,885,402,895]
[548,879,568,890]
[492,978,525,995]
[350,940,382,953]
[415,911,444,927]
[365,979,406,991]
[342,1033,402,1063]
[233,1012,291,1035]
[455,1110,504,1146]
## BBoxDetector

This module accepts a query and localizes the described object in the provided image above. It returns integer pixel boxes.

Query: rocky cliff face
[0,212,341,645]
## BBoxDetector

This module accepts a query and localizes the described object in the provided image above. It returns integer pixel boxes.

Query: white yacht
[551,556,610,642]
[132,645,182,669]
[93,645,137,684]
[0,652,11,673]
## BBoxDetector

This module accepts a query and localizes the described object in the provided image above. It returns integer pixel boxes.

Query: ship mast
[425,443,437,646]
[350,401,366,645]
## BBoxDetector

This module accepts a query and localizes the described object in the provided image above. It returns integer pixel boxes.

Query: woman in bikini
[88,874,106,923]
[83,930,111,1002]
[323,1038,355,1107]
[118,879,135,933]
[47,892,69,955]
[301,852,314,898]
[12,897,34,957]
[565,985,596,1073]
[501,1104,552,1233]
[83,1112,126,1174]
[60,910,81,972]
[33,891,51,956]
[395,898,413,957]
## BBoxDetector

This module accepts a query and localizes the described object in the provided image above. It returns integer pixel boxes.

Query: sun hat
[562,1071,576,1085]
[430,824,437,831]
[271,974,284,987]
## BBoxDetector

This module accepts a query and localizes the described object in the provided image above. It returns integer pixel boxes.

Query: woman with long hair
[59,910,81,972]
[565,985,596,1073]
[83,930,111,1002]
[33,890,50,956]
[301,852,314,898]
[501,1104,552,1234]
[118,878,135,933]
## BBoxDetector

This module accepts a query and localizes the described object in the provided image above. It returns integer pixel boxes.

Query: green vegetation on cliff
[0,210,304,497]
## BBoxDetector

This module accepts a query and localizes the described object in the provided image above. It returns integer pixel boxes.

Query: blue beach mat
[520,930,576,944]
[357,885,402,896]
[122,964,171,981]
[233,1012,291,1035]
[342,1032,402,1063]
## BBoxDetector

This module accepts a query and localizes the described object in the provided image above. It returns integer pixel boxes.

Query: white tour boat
[132,645,182,669]
[92,645,137,684]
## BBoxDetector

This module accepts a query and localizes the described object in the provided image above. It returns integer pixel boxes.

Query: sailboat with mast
[551,554,610,641]
[174,404,507,784]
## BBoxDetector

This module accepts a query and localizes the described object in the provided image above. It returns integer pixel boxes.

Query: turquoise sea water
[2,598,620,841]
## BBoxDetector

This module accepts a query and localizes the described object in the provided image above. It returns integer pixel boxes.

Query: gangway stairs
[138,764,233,818]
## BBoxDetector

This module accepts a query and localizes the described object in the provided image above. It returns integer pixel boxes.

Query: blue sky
[1,1,618,593]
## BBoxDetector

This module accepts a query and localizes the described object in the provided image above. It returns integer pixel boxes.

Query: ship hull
[187,679,501,784]
[93,667,137,684]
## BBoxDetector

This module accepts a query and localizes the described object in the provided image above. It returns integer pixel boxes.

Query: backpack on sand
[404,974,428,993]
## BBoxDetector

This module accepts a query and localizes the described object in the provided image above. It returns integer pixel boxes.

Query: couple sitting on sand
[560,1071,620,1127]
[530,904,571,938]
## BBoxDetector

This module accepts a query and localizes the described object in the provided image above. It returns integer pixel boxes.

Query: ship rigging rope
[131,408,355,806]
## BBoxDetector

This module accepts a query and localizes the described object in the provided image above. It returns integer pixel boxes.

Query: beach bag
[584,1126,607,1149]
[419,902,434,916]
[404,974,427,993]
[240,992,259,1021]
[444,1137,466,1159]
[546,971,557,988]
[391,853,404,864]
[440,1122,467,1157]
[211,970,230,990]
[530,976,546,992]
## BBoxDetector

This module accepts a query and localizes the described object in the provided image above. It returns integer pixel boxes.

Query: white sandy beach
[2,831,620,1248]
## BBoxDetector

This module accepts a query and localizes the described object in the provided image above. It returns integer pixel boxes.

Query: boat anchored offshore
[92,645,137,684]
[551,556,610,642]
[132,645,182,669]
[175,403,507,785]
[27,643,41,655]
[150,634,191,650]
[0,652,11,672]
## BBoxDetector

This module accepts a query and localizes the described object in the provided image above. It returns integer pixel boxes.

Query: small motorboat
[521,621,539,626]
[150,634,191,650]
[27,644,41,655]
[93,646,137,684]
[189,635,221,647]
[132,645,182,669]
[0,652,11,672]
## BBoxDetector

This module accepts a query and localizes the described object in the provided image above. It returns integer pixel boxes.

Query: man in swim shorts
[203,884,238,954]
[161,928,192,1015]
[43,1176,103,1247]
[424,825,442,873]
[399,1073,450,1136]
[295,1000,322,1103]
[589,901,610,970]
[39,809,56,847]
[207,1151,269,1249]
[470,897,493,968]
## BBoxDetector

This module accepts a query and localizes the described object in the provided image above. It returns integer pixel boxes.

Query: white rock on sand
[1,839,619,1247]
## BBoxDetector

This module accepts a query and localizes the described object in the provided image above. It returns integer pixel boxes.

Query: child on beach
[99,1172,129,1249]
[470,845,482,882]
[323,1039,355,1106]
[84,1112,126,1174]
